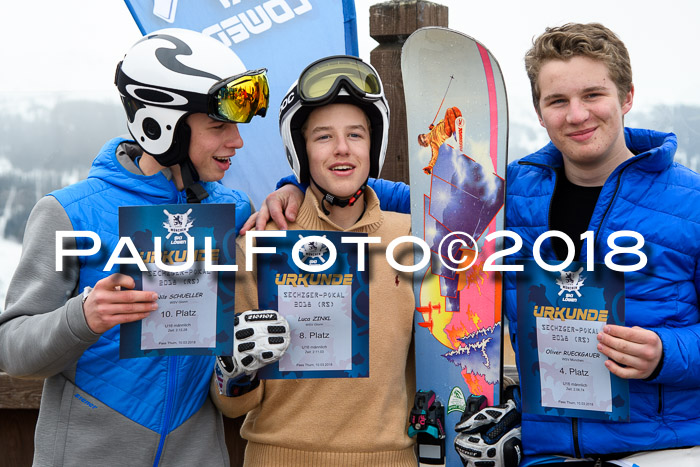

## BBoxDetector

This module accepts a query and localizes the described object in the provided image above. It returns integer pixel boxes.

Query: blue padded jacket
[505,128,700,456]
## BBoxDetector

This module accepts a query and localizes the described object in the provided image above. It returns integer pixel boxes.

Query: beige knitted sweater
[213,188,417,466]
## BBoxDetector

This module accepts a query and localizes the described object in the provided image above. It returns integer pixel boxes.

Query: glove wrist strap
[226,374,260,397]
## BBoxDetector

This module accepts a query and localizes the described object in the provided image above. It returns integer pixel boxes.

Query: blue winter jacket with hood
[505,128,700,456]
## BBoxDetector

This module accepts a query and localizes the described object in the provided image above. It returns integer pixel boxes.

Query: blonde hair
[525,23,633,112]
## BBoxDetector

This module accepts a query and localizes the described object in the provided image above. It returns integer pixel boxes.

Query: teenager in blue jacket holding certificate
[459,23,700,465]
[0,29,291,466]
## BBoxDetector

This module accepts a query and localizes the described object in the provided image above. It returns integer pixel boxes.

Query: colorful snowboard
[402,27,508,466]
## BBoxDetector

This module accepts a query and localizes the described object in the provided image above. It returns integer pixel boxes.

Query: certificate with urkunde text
[118,203,237,358]
[516,260,629,421]
[255,230,370,379]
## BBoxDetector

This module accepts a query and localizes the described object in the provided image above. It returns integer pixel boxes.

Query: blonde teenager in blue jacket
[498,23,700,464]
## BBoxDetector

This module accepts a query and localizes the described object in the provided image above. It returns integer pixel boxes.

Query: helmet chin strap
[180,158,209,203]
[313,178,367,216]
[170,121,209,203]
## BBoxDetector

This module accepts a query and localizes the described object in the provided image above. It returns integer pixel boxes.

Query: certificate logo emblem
[556,266,586,298]
[298,234,329,265]
[163,208,194,242]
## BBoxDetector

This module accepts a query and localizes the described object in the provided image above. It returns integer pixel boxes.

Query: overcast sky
[1,1,699,123]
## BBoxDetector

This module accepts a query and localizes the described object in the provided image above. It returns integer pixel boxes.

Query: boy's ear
[536,106,545,128]
[621,84,634,116]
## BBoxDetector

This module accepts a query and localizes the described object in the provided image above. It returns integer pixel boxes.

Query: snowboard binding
[408,390,446,465]
[457,394,489,427]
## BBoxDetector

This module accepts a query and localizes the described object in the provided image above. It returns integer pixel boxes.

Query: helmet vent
[134,87,178,104]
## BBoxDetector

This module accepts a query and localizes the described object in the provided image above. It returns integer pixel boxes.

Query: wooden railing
[0,372,42,467]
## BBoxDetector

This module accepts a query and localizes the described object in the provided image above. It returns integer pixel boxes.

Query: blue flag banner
[122,0,358,207]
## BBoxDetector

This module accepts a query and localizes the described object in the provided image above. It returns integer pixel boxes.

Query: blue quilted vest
[51,137,251,435]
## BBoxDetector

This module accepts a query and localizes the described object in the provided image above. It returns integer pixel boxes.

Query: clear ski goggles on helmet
[298,56,382,105]
[208,68,269,123]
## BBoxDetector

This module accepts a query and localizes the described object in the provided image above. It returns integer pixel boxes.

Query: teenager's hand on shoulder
[82,273,158,334]
[597,324,663,379]
[239,184,304,234]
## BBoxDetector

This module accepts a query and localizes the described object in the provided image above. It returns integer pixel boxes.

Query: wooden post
[369,0,448,184]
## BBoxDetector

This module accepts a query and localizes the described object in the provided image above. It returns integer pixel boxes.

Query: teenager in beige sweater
[212,56,417,466]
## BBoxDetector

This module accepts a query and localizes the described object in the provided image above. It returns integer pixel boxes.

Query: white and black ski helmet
[115,28,253,166]
[278,55,389,184]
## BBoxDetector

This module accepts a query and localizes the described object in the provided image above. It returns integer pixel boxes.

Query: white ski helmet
[278,55,389,185]
[115,28,269,167]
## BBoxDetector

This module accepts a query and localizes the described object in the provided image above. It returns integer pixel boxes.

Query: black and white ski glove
[454,386,523,467]
[215,310,290,397]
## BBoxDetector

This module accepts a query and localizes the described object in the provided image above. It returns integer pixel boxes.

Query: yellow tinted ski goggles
[298,56,382,104]
[209,68,269,123]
